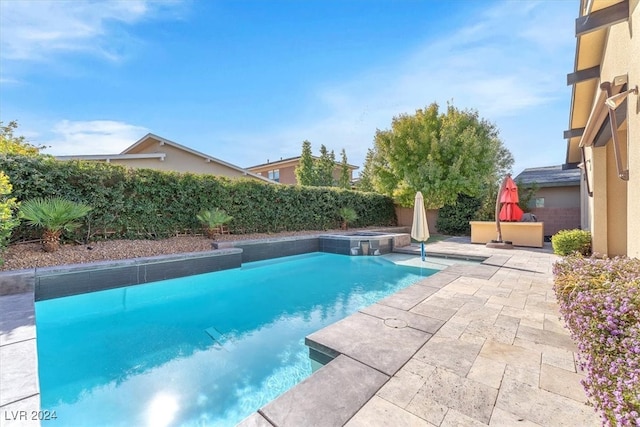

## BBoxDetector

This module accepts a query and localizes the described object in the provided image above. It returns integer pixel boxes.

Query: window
[268,169,280,182]
[535,198,545,208]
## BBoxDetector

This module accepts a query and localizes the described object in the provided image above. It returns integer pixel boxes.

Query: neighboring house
[514,165,581,239]
[564,0,639,257]
[56,133,274,184]
[246,156,359,185]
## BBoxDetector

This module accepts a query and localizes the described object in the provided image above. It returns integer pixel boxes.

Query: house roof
[55,153,166,162]
[122,133,276,183]
[514,165,581,187]
[246,156,359,171]
[56,133,276,183]
[565,0,628,163]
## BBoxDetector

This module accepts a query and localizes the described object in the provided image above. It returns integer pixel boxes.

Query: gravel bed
[0,229,346,272]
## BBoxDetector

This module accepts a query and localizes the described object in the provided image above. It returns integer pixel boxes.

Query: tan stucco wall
[249,162,298,184]
[395,206,439,234]
[590,145,609,256]
[529,186,580,209]
[585,6,639,257]
[469,221,544,248]
[605,132,628,256]
[249,164,354,185]
[625,1,640,258]
[126,143,250,178]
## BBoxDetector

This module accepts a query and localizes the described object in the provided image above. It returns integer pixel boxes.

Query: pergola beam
[576,0,629,36]
[567,65,600,86]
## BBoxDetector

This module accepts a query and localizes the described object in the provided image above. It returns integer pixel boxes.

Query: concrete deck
[0,238,600,426]
[241,239,600,427]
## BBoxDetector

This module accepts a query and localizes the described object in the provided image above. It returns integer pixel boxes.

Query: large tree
[367,103,513,207]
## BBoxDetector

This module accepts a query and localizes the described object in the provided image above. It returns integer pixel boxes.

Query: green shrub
[197,208,233,238]
[338,207,358,230]
[0,154,397,242]
[436,194,482,235]
[0,172,19,264]
[551,229,591,256]
[19,197,92,252]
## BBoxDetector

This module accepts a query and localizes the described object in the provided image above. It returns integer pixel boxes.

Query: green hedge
[0,154,396,241]
[436,194,482,235]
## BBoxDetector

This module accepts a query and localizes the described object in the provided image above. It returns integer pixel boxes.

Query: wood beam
[576,0,629,36]
[567,65,600,86]
[564,128,585,139]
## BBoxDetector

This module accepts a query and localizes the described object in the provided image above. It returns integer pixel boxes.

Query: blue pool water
[35,252,436,427]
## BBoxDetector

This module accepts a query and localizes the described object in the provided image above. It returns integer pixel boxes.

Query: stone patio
[0,237,601,426]
[241,239,600,426]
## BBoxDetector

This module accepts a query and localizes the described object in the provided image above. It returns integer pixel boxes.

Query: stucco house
[246,157,359,185]
[514,165,581,239]
[56,133,274,183]
[564,0,639,257]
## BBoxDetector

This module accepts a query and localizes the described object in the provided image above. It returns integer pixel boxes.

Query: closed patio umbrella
[498,175,524,222]
[411,191,430,261]
[494,174,523,245]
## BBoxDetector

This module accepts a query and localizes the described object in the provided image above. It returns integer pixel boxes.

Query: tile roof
[514,164,581,187]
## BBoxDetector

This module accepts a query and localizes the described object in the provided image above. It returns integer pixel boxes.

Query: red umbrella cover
[499,202,524,221]
[499,176,520,204]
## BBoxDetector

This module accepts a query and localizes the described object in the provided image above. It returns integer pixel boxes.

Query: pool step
[204,326,233,351]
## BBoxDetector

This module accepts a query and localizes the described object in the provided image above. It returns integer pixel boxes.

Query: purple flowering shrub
[553,254,640,426]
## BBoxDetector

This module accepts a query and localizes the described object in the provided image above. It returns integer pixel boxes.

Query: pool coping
[2,235,596,426]
[238,240,599,427]
[0,229,410,424]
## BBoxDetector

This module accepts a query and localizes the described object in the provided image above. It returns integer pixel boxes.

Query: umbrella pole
[421,242,425,261]
[495,176,508,242]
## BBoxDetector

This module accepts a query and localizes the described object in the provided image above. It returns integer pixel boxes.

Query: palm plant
[196,208,233,238]
[338,207,358,230]
[19,197,92,252]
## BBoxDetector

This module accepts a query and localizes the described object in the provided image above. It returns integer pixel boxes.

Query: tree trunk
[42,229,62,252]
[205,227,218,239]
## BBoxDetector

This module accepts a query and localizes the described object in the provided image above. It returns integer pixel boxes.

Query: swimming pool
[35,252,436,426]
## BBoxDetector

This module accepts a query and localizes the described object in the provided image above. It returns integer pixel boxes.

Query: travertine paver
[359,303,444,334]
[467,355,506,389]
[411,366,499,423]
[256,355,388,427]
[306,311,432,376]
[345,395,435,427]
[2,236,601,427]
[441,408,490,427]
[0,395,42,427]
[479,339,542,372]
[414,336,483,376]
[0,339,40,407]
[539,363,588,403]
[495,372,598,426]
[489,407,544,426]
[0,292,36,345]
[376,283,444,311]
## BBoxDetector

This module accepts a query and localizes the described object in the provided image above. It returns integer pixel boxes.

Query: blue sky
[0,0,577,177]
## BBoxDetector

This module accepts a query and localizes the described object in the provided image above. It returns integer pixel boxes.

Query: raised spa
[318,231,410,256]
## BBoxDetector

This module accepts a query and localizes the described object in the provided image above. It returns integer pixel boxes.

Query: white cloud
[216,0,576,176]
[0,0,185,63]
[42,120,149,155]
